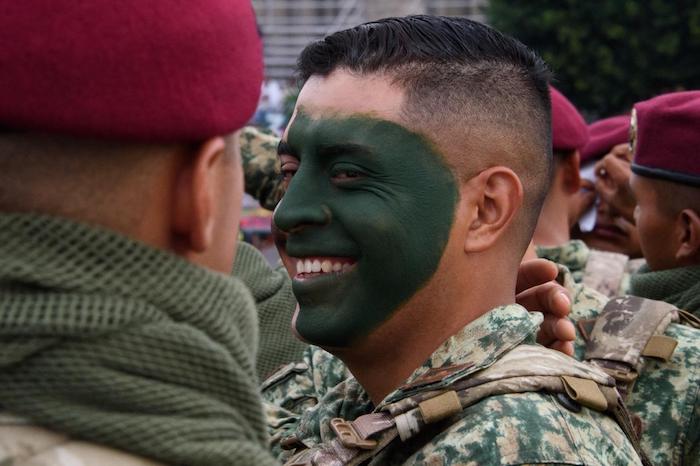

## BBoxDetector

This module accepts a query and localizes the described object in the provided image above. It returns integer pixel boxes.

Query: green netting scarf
[0,213,277,466]
[629,263,700,316]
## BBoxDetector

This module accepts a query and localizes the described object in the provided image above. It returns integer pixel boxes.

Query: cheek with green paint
[273,113,458,347]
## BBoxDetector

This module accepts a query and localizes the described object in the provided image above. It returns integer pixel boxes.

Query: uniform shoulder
[262,345,350,411]
[402,391,641,466]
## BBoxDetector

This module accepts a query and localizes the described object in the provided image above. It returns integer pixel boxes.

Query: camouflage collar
[537,239,590,274]
[380,304,541,406]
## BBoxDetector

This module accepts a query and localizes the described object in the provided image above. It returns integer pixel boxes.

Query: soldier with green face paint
[263,15,646,466]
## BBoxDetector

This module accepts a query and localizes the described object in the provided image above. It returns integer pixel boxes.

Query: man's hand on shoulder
[516,258,575,356]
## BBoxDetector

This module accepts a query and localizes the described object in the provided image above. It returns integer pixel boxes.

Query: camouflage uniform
[263,304,642,465]
[240,126,284,211]
[537,239,645,297]
[554,263,700,465]
[0,412,162,466]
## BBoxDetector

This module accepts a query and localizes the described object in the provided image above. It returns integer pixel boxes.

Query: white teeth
[321,260,332,273]
[295,258,354,276]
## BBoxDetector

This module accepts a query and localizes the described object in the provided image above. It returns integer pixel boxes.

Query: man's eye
[280,161,299,184]
[332,170,362,180]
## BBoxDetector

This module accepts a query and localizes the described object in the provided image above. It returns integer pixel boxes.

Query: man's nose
[273,175,331,234]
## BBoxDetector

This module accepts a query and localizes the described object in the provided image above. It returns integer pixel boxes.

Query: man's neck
[334,271,516,404]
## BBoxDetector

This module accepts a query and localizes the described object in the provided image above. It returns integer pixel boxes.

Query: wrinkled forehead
[284,70,406,139]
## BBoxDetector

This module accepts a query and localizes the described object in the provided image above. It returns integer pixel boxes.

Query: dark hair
[297,15,553,251]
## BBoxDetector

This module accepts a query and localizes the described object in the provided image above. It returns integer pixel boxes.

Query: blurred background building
[252,0,488,81]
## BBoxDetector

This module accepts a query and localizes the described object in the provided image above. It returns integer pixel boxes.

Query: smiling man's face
[273,70,459,347]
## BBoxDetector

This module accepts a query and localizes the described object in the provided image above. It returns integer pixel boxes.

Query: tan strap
[601,386,654,466]
[679,308,700,328]
[641,335,678,361]
[418,390,461,424]
[561,376,608,411]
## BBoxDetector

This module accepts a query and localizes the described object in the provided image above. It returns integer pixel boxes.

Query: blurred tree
[489,0,700,118]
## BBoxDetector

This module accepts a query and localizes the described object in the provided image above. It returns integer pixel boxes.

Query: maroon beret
[580,115,630,164]
[0,0,263,142]
[632,91,700,187]
[550,86,589,152]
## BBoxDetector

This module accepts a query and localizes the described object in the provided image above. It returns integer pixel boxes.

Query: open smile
[292,256,357,281]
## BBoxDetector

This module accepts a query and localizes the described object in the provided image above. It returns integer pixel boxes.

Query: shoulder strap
[582,250,630,298]
[584,296,679,399]
[283,345,651,466]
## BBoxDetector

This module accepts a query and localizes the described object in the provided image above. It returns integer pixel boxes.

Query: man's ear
[675,208,700,262]
[462,166,523,253]
[561,150,582,195]
[172,137,227,254]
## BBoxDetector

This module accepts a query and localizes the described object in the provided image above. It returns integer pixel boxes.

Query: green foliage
[489,0,700,118]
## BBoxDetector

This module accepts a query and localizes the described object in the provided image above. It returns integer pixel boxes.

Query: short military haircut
[297,15,553,249]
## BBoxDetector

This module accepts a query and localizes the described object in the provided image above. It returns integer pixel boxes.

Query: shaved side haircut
[297,15,553,250]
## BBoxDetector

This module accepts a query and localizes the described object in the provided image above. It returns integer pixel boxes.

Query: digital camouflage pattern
[0,412,162,466]
[263,304,642,465]
[553,263,700,465]
[263,345,351,457]
[240,126,284,210]
[538,239,645,296]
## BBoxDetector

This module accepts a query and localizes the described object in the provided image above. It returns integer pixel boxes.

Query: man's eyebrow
[317,143,371,158]
[277,140,294,156]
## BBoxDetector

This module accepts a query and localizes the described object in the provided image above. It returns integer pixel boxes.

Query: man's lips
[292,256,357,281]
[592,223,627,240]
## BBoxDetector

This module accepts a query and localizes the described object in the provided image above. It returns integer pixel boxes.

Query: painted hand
[516,259,575,356]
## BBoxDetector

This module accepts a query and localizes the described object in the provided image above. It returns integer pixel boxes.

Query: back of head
[0,0,263,236]
[297,15,553,250]
[0,0,262,142]
[532,86,587,246]
[550,86,589,157]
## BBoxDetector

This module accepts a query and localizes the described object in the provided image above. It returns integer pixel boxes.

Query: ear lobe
[676,208,700,261]
[463,167,524,253]
[171,137,226,254]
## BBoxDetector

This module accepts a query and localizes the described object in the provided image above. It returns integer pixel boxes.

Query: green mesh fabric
[0,213,277,466]
[630,264,700,316]
[233,242,306,379]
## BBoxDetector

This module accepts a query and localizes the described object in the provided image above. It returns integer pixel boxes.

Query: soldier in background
[264,16,645,465]
[537,93,700,465]
[534,89,640,297]
[623,92,700,316]
[0,1,277,465]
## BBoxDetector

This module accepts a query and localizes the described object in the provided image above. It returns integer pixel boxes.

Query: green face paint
[274,112,458,347]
